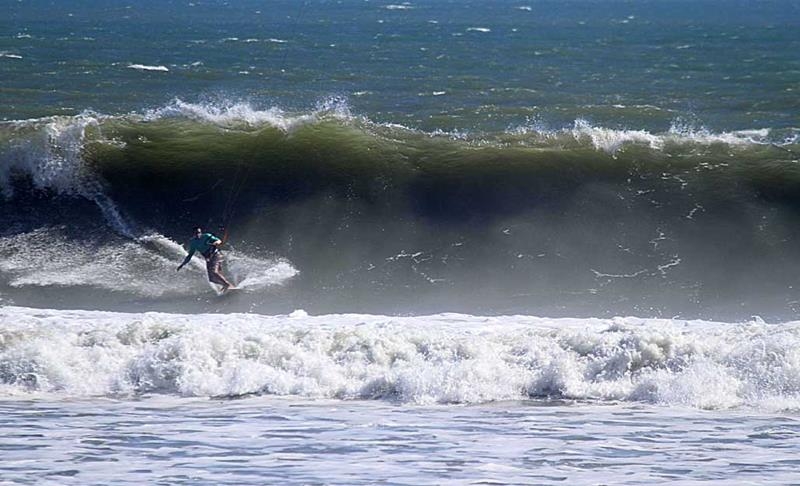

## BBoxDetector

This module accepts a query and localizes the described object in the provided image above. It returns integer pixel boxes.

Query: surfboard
[213,285,241,296]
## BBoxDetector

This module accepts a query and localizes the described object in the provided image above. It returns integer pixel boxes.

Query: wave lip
[510,118,798,154]
[141,98,353,131]
[1,307,798,411]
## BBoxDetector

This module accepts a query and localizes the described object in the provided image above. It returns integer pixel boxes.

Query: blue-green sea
[3,0,799,131]
[2,3,800,484]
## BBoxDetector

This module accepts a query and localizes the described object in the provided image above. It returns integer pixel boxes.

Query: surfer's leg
[206,254,232,288]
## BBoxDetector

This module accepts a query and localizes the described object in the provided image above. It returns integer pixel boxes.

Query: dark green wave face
[1,108,799,319]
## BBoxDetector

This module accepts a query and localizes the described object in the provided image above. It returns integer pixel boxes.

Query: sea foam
[127,64,169,72]
[1,307,798,411]
[142,98,352,132]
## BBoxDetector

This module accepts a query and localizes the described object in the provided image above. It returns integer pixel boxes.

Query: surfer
[177,227,235,291]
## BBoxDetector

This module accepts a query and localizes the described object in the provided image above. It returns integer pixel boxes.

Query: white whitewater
[2,307,800,485]
[1,306,798,410]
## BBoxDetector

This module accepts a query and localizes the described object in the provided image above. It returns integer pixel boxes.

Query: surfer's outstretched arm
[177,249,195,271]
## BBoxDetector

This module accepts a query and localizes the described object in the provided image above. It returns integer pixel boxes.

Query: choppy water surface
[3,0,800,483]
[2,307,800,483]
[2,396,800,485]
[2,0,799,132]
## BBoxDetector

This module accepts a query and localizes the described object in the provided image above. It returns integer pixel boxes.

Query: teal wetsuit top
[181,233,220,265]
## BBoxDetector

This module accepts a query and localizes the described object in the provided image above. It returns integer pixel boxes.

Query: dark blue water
[3,0,799,131]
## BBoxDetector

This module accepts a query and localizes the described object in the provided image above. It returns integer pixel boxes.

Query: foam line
[1,307,798,411]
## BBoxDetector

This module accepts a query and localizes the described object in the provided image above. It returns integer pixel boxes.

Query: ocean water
[2,307,800,484]
[2,0,800,483]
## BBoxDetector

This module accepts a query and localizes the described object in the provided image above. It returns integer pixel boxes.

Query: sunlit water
[3,0,800,483]
[3,396,799,485]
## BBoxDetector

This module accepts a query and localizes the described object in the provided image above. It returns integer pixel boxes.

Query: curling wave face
[1,306,799,411]
[1,101,800,318]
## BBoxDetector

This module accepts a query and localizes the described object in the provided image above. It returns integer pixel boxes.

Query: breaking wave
[1,100,799,318]
[1,306,798,411]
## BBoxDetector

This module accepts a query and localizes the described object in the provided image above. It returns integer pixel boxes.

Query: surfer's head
[194,226,203,237]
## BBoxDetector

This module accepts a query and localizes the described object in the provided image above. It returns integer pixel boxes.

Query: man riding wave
[177,227,235,291]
